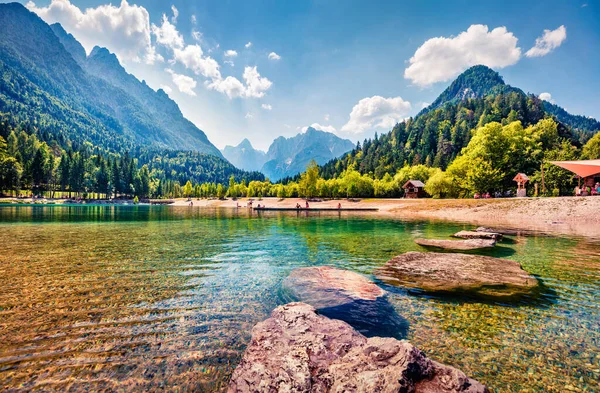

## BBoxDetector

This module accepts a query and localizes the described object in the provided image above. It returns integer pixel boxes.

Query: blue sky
[14,0,600,150]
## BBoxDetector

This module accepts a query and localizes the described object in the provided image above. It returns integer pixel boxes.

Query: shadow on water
[416,245,517,258]
[278,289,409,340]
[380,276,558,309]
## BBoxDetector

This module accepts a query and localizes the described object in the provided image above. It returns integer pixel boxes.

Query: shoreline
[2,196,600,239]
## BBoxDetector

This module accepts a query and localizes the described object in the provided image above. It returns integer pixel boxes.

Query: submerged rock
[228,302,488,393]
[453,230,503,240]
[281,266,407,338]
[415,238,496,251]
[375,252,538,299]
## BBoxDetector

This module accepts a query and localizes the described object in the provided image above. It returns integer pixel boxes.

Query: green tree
[183,180,193,198]
[298,160,320,198]
[583,132,600,159]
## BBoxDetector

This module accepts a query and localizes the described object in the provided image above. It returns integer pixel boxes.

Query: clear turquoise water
[0,205,598,392]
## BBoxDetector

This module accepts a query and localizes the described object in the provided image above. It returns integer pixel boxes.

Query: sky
[11,0,600,151]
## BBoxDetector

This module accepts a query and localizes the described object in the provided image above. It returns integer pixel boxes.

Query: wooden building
[513,173,529,197]
[403,180,426,198]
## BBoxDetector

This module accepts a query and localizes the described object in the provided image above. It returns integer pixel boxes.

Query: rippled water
[0,205,599,392]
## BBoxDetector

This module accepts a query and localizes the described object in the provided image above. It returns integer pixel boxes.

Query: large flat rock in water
[228,302,488,393]
[415,238,496,251]
[375,252,538,299]
[281,266,406,338]
[453,230,502,240]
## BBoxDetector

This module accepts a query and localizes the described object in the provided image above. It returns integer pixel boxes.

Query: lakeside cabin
[403,180,426,198]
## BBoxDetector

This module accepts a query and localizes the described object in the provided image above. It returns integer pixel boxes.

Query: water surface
[0,205,599,392]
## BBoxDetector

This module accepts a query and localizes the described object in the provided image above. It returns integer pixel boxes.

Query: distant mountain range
[222,127,355,181]
[221,139,267,172]
[0,2,221,157]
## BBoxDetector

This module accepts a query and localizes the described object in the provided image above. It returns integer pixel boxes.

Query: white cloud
[341,96,412,134]
[245,112,254,119]
[421,102,430,109]
[224,60,235,67]
[268,52,281,60]
[159,84,172,94]
[207,76,246,98]
[224,50,238,57]
[262,104,272,110]
[324,114,330,121]
[172,44,221,80]
[191,29,202,41]
[245,42,252,48]
[191,14,197,24]
[26,0,161,64]
[539,92,555,104]
[165,68,197,96]
[243,66,272,98]
[525,26,567,57]
[152,13,184,49]
[302,123,337,133]
[170,5,178,24]
[404,24,521,87]
[207,66,272,99]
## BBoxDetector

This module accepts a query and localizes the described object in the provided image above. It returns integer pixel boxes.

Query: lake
[0,205,599,392]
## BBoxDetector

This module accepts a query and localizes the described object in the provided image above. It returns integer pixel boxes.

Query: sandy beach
[170,196,600,239]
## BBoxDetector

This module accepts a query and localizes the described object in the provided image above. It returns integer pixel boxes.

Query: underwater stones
[228,302,488,393]
[453,230,503,240]
[415,238,496,251]
[375,252,538,299]
[281,266,406,338]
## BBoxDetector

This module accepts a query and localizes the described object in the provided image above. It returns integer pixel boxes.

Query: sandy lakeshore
[170,196,600,239]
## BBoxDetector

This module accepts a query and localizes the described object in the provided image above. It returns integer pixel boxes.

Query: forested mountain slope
[321,65,598,180]
[0,2,221,156]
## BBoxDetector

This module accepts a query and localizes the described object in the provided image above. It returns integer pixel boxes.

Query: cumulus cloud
[172,44,221,80]
[224,60,235,67]
[539,92,555,104]
[152,13,184,49]
[404,24,521,87]
[341,96,412,134]
[191,14,197,24]
[525,26,567,57]
[243,66,272,98]
[421,102,431,109]
[207,66,272,99]
[165,68,197,96]
[262,104,272,110]
[224,50,238,57]
[245,42,252,48]
[268,52,281,60]
[245,112,254,119]
[324,114,330,121]
[207,76,246,98]
[302,123,337,133]
[26,0,161,64]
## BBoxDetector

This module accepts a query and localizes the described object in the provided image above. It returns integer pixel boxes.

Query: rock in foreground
[228,302,488,393]
[415,238,496,251]
[281,266,406,338]
[375,252,538,299]
[453,230,503,240]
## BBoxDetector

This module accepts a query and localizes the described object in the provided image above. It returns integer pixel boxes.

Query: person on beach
[305,201,309,209]
[338,202,342,209]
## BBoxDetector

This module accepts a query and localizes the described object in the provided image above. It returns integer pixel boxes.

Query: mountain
[0,2,221,157]
[542,100,600,142]
[221,139,267,172]
[422,65,524,114]
[261,127,355,181]
[320,65,599,180]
